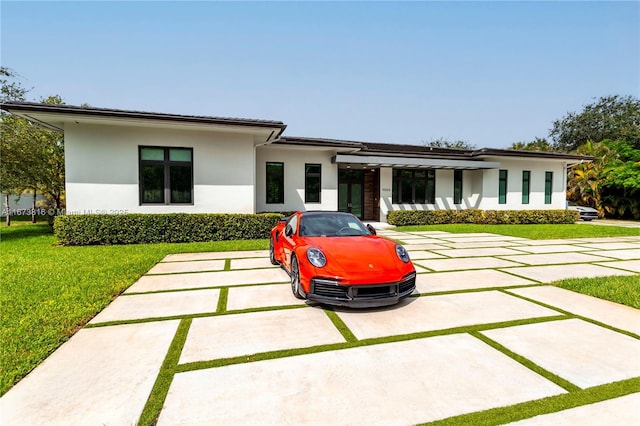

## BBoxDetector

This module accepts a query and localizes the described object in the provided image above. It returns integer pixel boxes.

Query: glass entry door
[338,169,364,218]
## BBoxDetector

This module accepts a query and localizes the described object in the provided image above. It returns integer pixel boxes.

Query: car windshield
[299,213,371,237]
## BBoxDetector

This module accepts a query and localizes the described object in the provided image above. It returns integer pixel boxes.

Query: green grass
[395,223,640,239]
[553,275,640,309]
[0,223,267,396]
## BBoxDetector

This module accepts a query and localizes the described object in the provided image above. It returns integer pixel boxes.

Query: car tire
[269,238,279,265]
[290,256,305,300]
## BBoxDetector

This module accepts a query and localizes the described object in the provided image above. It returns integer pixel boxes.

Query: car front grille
[312,279,349,298]
[310,272,416,302]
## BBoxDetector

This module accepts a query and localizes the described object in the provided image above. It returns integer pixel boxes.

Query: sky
[1,1,638,149]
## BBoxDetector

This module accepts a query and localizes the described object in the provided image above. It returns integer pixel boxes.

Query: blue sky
[2,1,638,148]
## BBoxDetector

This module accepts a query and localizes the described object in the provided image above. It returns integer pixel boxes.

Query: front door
[338,169,364,218]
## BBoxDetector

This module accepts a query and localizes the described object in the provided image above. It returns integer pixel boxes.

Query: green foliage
[550,95,640,151]
[54,213,283,245]
[509,137,557,152]
[568,139,640,219]
[386,209,578,226]
[423,137,477,150]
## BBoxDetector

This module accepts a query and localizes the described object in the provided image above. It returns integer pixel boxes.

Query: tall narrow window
[545,171,553,204]
[522,170,531,204]
[498,170,508,204]
[453,170,463,205]
[266,162,284,204]
[139,146,193,205]
[305,163,321,203]
[392,169,436,204]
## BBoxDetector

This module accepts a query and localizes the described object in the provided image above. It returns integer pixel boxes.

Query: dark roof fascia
[274,136,364,149]
[472,148,594,161]
[0,102,287,132]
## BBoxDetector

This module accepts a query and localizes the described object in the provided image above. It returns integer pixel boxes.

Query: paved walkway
[1,231,639,425]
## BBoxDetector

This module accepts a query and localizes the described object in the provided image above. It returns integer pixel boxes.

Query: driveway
[1,230,639,425]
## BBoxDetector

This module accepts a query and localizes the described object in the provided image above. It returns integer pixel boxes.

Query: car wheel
[269,238,279,265]
[290,256,305,300]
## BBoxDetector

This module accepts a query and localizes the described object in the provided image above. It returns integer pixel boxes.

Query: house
[1,102,591,222]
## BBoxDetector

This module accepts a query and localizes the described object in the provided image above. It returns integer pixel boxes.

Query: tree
[550,95,640,152]
[423,138,477,150]
[509,137,557,152]
[1,68,65,225]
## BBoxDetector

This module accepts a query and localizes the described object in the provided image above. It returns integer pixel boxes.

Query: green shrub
[54,213,283,246]
[386,209,579,226]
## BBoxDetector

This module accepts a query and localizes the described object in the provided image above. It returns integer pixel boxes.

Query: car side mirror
[366,224,377,235]
[285,224,294,237]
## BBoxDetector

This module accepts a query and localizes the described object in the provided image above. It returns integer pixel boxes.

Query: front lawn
[0,223,267,396]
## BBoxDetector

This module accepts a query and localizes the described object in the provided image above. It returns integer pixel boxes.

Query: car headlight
[307,247,327,268]
[395,244,410,263]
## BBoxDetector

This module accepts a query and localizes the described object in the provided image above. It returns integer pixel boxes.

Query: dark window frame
[304,163,322,203]
[139,146,193,205]
[498,169,508,204]
[453,170,463,205]
[392,169,436,204]
[545,171,553,204]
[522,170,531,204]
[266,162,285,204]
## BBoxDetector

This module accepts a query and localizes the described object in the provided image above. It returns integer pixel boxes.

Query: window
[139,146,193,205]
[453,170,463,205]
[498,170,508,204]
[522,170,530,204]
[305,164,321,203]
[545,171,553,204]
[266,162,284,204]
[392,169,435,204]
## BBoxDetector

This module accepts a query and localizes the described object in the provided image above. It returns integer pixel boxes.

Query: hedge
[53,213,283,246]
[386,209,579,226]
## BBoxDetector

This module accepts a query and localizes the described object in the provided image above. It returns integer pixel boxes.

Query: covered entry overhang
[332,154,501,170]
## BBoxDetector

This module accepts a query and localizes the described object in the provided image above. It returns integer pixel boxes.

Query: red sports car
[270,211,416,308]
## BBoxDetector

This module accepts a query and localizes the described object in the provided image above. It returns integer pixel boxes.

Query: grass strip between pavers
[418,377,640,426]
[501,289,640,340]
[174,315,569,373]
[138,318,192,426]
[322,309,358,342]
[216,287,228,313]
[470,331,581,392]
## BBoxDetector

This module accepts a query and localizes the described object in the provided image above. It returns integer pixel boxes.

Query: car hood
[302,236,402,274]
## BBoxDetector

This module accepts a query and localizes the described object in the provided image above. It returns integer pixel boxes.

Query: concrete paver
[416,269,536,293]
[146,259,225,274]
[498,252,610,266]
[179,308,344,363]
[89,289,220,323]
[512,244,595,254]
[226,283,307,310]
[507,392,640,425]
[406,249,446,260]
[415,256,524,271]
[159,334,565,426]
[0,321,179,426]
[230,257,278,270]
[596,260,640,273]
[433,247,526,257]
[335,291,560,340]
[439,240,528,249]
[594,249,640,260]
[162,250,269,262]
[125,268,289,293]
[573,242,639,250]
[503,263,635,282]
[508,286,640,334]
[482,318,640,388]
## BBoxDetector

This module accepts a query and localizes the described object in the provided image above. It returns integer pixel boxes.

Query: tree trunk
[32,189,37,223]
[4,194,10,227]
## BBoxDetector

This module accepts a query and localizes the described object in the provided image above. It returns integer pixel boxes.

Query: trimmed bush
[386,209,579,226]
[53,213,283,246]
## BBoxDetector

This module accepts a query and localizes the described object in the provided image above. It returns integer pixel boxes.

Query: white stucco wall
[64,123,256,214]
[477,157,567,210]
[255,146,338,213]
